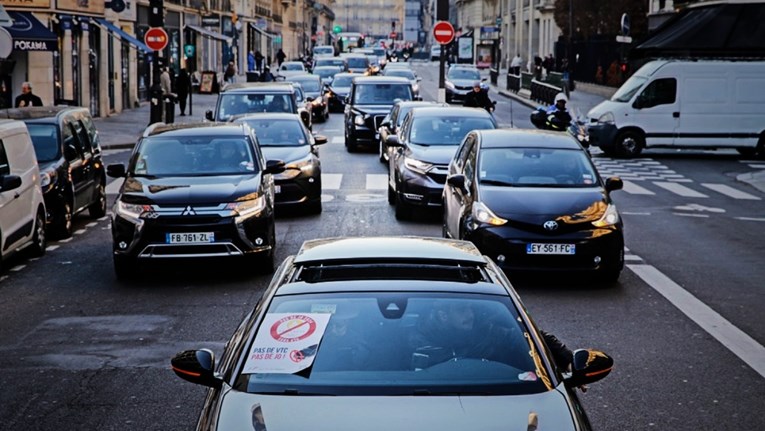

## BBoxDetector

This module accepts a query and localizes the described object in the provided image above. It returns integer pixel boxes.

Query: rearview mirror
[170,349,222,389]
[446,174,467,192]
[106,163,126,178]
[565,349,614,388]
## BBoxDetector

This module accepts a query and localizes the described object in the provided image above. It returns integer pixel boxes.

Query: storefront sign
[201,14,219,27]
[57,0,104,14]
[1,0,51,8]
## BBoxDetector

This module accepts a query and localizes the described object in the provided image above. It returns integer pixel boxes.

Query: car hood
[407,143,460,165]
[119,175,262,205]
[215,386,576,431]
[481,186,608,223]
[261,146,309,164]
[304,91,322,99]
[587,100,621,122]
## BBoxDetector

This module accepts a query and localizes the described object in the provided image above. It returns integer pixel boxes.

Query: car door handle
[13,192,20,199]
[672,112,680,118]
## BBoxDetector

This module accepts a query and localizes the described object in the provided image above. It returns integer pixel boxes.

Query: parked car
[326,73,354,112]
[442,129,625,281]
[287,74,329,123]
[0,119,47,267]
[445,65,488,104]
[387,106,496,220]
[276,61,307,79]
[206,82,311,131]
[170,236,613,431]
[0,106,107,238]
[377,100,442,163]
[234,113,326,214]
[106,123,285,279]
[344,76,413,152]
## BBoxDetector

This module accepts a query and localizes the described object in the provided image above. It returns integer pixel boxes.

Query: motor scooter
[530,106,589,148]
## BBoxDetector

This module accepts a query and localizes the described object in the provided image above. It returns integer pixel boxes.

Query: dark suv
[106,123,285,279]
[0,106,107,238]
[206,82,312,130]
[344,76,413,152]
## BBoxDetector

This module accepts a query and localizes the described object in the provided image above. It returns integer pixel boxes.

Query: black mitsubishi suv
[106,123,285,279]
[344,76,414,152]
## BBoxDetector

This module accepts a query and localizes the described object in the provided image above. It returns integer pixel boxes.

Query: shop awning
[0,4,13,28]
[6,11,57,52]
[92,18,151,54]
[249,22,274,39]
[186,24,232,44]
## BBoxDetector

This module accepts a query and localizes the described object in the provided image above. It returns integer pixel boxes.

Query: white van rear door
[633,77,679,147]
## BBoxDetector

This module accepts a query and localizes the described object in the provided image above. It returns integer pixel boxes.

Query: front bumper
[396,165,448,208]
[446,87,471,102]
[274,171,322,208]
[587,123,618,150]
[466,224,624,274]
[347,113,386,145]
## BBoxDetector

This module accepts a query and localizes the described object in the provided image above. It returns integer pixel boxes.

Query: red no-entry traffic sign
[144,27,168,51]
[433,21,455,45]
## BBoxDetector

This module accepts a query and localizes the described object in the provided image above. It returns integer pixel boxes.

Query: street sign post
[433,20,455,103]
[433,21,455,45]
[144,27,169,51]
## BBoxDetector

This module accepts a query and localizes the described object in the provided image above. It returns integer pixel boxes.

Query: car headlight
[412,83,419,93]
[115,200,154,223]
[597,112,615,125]
[40,170,56,189]
[592,204,620,227]
[276,155,314,180]
[472,201,507,226]
[445,81,455,90]
[226,196,266,218]
[354,115,366,126]
[403,157,432,175]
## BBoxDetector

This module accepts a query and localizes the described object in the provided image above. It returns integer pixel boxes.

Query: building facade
[334,0,403,42]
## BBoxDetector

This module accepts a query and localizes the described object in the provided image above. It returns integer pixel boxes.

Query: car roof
[352,76,410,84]
[0,106,89,122]
[221,83,295,93]
[144,122,250,138]
[289,74,319,81]
[410,106,494,118]
[477,129,583,149]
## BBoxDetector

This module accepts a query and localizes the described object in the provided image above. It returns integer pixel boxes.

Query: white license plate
[274,185,281,194]
[166,232,215,244]
[526,243,575,255]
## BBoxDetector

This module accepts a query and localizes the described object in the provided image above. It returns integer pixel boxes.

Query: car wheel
[29,209,46,258]
[306,199,322,215]
[387,183,396,205]
[89,182,107,218]
[346,132,358,153]
[614,130,645,158]
[395,193,413,220]
[53,200,74,239]
[113,255,136,280]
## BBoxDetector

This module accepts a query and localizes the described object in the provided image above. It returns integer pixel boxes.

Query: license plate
[274,185,281,194]
[166,232,215,244]
[526,243,575,255]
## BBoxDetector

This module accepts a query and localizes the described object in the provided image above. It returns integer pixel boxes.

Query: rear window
[346,57,369,69]
[353,84,412,105]
[26,124,60,162]
[217,93,296,120]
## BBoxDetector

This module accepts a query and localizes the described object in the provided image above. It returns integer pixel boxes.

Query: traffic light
[149,0,164,28]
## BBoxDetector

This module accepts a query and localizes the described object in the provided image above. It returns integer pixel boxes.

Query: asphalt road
[0,62,763,430]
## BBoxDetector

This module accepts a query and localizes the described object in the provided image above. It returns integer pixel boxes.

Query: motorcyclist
[545,92,573,130]
[463,81,495,113]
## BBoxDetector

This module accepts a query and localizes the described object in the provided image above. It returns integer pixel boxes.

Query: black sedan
[234,113,326,214]
[325,73,354,112]
[377,100,441,163]
[171,236,613,430]
[387,106,496,220]
[442,129,624,282]
[106,123,284,278]
[288,74,329,123]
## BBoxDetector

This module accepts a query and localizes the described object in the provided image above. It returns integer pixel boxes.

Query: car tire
[345,132,358,153]
[89,182,107,218]
[53,200,74,239]
[387,183,396,205]
[395,194,413,220]
[614,130,645,158]
[29,208,47,258]
[113,255,136,280]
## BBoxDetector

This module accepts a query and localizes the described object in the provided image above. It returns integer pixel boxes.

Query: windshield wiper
[281,389,335,396]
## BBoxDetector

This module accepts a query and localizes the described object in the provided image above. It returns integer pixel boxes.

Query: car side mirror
[106,163,126,178]
[64,144,79,161]
[312,134,328,145]
[565,349,614,388]
[170,349,222,389]
[605,176,623,192]
[446,174,467,193]
[265,159,286,175]
[205,110,214,121]
[385,135,400,147]
[0,174,22,192]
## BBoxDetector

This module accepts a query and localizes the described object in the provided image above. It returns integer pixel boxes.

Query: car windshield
[448,69,480,80]
[332,76,353,87]
[353,84,412,104]
[478,148,599,187]
[235,291,548,396]
[410,116,495,145]
[293,78,321,92]
[313,46,334,56]
[317,59,345,68]
[611,76,648,103]
[386,70,416,80]
[131,136,256,176]
[372,48,386,57]
[346,57,369,69]
[239,119,307,147]
[315,68,341,80]
[282,63,304,71]
[217,94,296,120]
[26,124,60,162]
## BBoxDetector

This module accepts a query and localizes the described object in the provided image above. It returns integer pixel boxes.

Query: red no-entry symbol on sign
[144,27,168,51]
[433,21,455,45]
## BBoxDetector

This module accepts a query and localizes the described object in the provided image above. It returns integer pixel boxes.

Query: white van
[0,120,46,268]
[587,59,765,157]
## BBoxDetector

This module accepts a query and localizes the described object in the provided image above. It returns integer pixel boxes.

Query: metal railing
[530,79,562,105]
[489,68,498,85]
[506,73,520,92]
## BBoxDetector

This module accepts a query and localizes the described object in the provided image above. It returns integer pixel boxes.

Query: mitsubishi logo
[181,206,197,216]
[543,220,558,231]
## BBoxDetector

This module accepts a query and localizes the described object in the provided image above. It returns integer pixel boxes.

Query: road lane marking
[746,164,765,169]
[323,174,342,190]
[47,245,60,251]
[701,183,760,200]
[621,181,655,195]
[735,217,765,222]
[86,222,99,227]
[621,212,651,215]
[629,264,765,379]
[331,136,344,144]
[10,265,25,272]
[654,182,709,198]
[106,179,123,195]
[74,229,87,235]
[365,174,387,190]
[673,213,709,218]
[58,238,73,243]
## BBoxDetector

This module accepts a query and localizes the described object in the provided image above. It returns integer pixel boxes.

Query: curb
[497,89,539,109]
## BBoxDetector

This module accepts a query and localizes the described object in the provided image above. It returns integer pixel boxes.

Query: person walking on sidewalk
[176,68,191,116]
[276,49,286,67]
[224,61,237,84]
[510,54,522,75]
[15,82,43,107]
[255,50,264,73]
